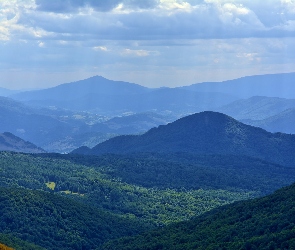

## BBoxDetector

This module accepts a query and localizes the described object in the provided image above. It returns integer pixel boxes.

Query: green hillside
[101,182,295,250]
[0,152,258,226]
[0,187,148,250]
[2,150,295,248]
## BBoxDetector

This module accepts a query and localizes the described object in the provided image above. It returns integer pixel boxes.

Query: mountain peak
[72,111,295,166]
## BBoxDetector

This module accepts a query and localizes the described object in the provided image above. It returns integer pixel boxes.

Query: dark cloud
[35,0,159,12]
[35,0,120,12]
[19,0,295,42]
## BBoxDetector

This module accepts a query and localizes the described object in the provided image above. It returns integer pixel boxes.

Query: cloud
[121,48,159,57]
[281,0,295,14]
[1,0,295,90]
[10,0,293,45]
[0,0,294,45]
[93,46,109,51]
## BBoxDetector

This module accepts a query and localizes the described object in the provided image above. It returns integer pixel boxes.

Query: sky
[0,0,295,89]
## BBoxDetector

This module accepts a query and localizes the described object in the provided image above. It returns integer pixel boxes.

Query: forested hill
[101,182,295,250]
[72,111,295,167]
[0,187,150,250]
[0,132,46,153]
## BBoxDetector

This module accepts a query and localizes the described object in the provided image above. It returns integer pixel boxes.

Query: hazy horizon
[1,72,294,92]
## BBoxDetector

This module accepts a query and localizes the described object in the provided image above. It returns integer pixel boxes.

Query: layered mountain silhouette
[101,181,295,249]
[241,108,295,134]
[182,72,295,99]
[72,111,295,167]
[0,132,46,153]
[218,96,295,120]
[10,76,237,114]
[0,97,76,150]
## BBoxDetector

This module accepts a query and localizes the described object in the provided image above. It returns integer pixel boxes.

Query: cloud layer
[0,0,295,89]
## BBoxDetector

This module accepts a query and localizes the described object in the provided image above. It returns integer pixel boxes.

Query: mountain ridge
[218,95,295,120]
[72,111,295,167]
[0,132,46,153]
[10,76,237,114]
[182,72,295,99]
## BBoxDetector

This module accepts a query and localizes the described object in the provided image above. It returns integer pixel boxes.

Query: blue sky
[1,0,295,89]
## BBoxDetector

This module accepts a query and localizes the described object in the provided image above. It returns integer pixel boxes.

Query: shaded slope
[72,111,295,167]
[91,112,172,134]
[0,97,74,149]
[0,132,46,153]
[218,96,295,120]
[81,153,295,194]
[242,108,295,134]
[0,187,149,250]
[101,182,295,250]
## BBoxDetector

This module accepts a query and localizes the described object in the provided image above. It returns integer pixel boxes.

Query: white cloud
[222,3,249,15]
[159,0,194,12]
[93,46,109,51]
[121,48,159,57]
[281,0,295,13]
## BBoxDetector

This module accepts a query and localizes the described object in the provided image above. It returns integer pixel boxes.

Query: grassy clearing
[45,182,56,190]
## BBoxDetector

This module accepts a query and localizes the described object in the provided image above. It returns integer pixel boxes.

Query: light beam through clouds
[0,0,294,89]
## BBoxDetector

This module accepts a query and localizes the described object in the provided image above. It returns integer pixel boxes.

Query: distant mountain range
[216,96,295,134]
[10,73,295,114]
[72,111,295,167]
[0,132,45,153]
[10,75,238,114]
[218,96,295,120]
[241,108,295,134]
[0,96,76,151]
[182,72,295,99]
[2,73,294,152]
[0,96,175,152]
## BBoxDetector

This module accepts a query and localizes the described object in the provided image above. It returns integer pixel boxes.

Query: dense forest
[0,151,260,226]
[100,182,295,250]
[0,187,149,250]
